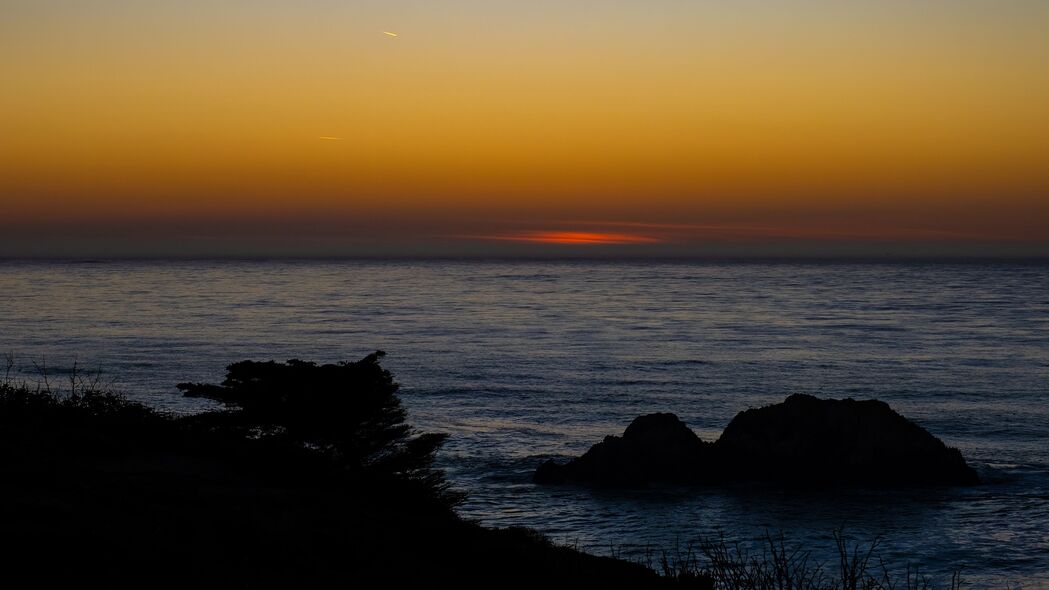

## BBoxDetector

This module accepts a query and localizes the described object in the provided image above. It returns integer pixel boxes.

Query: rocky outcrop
[535,413,712,486]
[534,395,980,487]
[714,394,980,485]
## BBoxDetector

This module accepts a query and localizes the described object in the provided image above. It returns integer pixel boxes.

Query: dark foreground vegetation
[0,353,961,588]
[1,353,663,588]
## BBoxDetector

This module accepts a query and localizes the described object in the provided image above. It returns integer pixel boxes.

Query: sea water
[2,259,1047,586]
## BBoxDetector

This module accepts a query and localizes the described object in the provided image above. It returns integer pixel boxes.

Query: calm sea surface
[2,259,1047,587]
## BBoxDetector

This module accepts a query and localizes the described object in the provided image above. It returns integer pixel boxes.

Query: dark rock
[534,412,712,486]
[714,394,980,486]
[535,395,980,488]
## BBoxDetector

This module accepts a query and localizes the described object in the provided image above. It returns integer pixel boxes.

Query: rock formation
[535,395,980,487]
[535,413,712,486]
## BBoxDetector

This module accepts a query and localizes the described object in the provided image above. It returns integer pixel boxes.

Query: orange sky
[2,1,1047,255]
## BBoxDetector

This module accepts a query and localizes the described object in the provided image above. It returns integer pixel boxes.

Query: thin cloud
[543,220,1010,242]
[448,231,662,245]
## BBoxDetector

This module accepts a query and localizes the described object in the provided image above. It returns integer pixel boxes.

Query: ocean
[2,259,1047,587]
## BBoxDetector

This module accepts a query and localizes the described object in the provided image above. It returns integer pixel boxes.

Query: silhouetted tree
[178,351,457,504]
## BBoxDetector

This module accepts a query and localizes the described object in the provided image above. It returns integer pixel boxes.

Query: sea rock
[534,395,980,487]
[714,394,980,486]
[534,413,712,486]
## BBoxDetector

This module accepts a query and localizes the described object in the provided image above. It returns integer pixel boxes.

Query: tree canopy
[178,351,456,503]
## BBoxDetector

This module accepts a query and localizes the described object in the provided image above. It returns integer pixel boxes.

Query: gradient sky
[2,0,1047,256]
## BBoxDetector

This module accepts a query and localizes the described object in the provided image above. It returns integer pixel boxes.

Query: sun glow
[466,231,661,245]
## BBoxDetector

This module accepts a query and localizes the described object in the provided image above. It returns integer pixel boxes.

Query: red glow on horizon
[459,231,662,245]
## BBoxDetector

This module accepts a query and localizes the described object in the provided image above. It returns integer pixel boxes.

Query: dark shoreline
[0,357,975,588]
[0,383,669,588]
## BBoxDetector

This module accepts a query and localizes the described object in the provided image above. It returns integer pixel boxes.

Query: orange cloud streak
[456,231,662,245]
[549,221,1014,242]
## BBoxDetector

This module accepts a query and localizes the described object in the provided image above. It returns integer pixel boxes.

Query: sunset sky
[2,1,1047,256]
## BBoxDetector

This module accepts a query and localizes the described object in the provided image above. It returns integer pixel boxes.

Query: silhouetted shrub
[177,351,459,505]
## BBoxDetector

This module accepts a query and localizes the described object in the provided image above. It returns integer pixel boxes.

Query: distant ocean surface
[2,259,1047,587]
